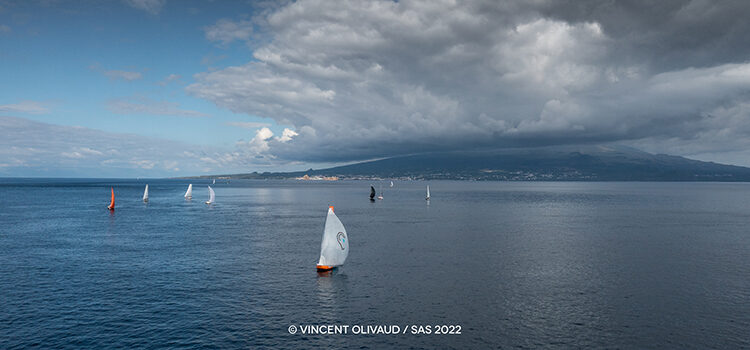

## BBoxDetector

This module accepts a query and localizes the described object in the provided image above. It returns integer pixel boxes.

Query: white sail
[317,207,349,268]
[184,184,193,198]
[426,185,430,200]
[206,186,215,204]
[390,181,394,187]
[143,184,149,202]
[212,179,216,185]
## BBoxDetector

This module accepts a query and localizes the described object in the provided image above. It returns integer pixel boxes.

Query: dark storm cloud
[188,0,750,165]
[538,0,750,71]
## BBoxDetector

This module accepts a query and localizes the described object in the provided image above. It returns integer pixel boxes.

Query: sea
[1,179,749,349]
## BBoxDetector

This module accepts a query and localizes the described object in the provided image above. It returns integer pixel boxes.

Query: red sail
[108,187,115,210]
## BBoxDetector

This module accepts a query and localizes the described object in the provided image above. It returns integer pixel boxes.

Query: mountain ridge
[186,145,750,181]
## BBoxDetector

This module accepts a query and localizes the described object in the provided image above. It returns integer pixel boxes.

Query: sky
[2,0,750,177]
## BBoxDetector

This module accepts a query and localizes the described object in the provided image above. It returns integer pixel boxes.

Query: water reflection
[315,271,349,321]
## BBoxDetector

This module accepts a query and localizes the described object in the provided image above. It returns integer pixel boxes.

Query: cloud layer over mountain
[189,0,750,164]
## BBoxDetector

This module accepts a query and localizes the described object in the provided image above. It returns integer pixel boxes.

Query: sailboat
[184,184,193,199]
[205,186,215,205]
[369,186,376,201]
[377,185,384,200]
[212,179,216,185]
[107,187,115,210]
[143,184,149,202]
[426,185,430,200]
[390,181,394,187]
[316,206,349,271]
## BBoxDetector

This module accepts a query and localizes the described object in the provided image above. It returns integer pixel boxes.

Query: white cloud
[0,100,50,114]
[107,97,210,118]
[124,0,166,15]
[204,19,254,45]
[234,127,299,161]
[246,127,274,154]
[277,128,298,142]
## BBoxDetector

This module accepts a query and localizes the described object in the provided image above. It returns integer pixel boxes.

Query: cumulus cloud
[0,100,50,114]
[187,0,750,165]
[124,0,166,15]
[277,128,298,142]
[107,97,210,118]
[204,19,254,46]
[234,127,299,162]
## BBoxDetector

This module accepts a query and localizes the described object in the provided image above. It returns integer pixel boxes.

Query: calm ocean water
[1,179,749,349]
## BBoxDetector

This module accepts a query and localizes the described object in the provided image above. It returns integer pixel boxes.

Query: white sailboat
[390,181,394,187]
[426,185,430,200]
[184,184,193,199]
[377,185,384,200]
[143,184,149,202]
[212,179,216,185]
[205,186,215,204]
[316,206,349,271]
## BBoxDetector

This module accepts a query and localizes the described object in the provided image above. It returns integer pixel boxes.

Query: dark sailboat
[369,186,376,201]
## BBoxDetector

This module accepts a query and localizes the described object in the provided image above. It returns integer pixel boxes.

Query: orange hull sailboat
[107,187,115,211]
[316,206,349,272]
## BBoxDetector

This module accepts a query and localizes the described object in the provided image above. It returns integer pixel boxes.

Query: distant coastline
[178,146,750,182]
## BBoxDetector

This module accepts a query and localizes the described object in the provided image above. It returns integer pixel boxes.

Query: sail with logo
[316,206,349,271]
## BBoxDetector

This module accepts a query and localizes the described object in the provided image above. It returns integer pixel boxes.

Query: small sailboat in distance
[377,185,383,200]
[317,206,349,272]
[184,184,193,199]
[369,186,376,201]
[107,187,115,211]
[143,184,149,202]
[212,179,216,185]
[205,186,215,205]
[426,185,430,200]
[390,181,394,187]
